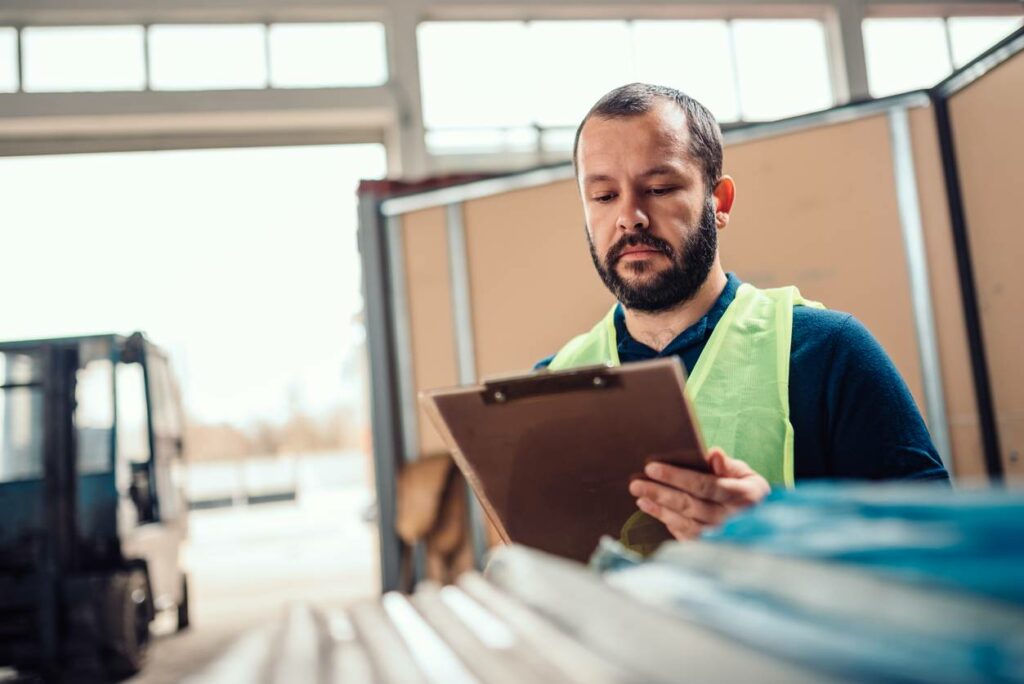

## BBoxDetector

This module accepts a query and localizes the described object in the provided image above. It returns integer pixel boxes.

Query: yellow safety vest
[548,283,824,552]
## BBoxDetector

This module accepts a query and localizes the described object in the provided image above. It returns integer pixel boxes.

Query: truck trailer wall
[391,105,994,476]
[947,49,1024,481]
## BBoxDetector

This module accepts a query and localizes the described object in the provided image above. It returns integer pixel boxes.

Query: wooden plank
[458,572,630,684]
[410,583,547,684]
[348,598,429,684]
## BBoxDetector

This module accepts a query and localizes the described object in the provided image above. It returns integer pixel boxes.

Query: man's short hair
[572,83,724,194]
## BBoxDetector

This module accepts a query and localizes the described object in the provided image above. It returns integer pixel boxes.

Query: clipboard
[420,357,709,562]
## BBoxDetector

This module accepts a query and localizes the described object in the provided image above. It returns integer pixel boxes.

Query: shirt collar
[613,273,742,356]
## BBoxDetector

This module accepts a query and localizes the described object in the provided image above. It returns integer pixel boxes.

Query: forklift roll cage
[0,332,189,678]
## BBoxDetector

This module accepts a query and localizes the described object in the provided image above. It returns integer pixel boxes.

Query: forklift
[0,333,189,681]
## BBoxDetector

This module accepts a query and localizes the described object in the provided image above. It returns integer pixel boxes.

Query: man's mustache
[606,232,674,266]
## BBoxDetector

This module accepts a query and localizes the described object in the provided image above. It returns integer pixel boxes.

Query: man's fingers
[708,448,730,476]
[708,447,758,478]
[716,476,771,504]
[628,479,729,525]
[643,461,732,504]
[636,497,703,540]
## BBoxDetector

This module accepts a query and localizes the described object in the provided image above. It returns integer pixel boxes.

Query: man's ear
[712,175,736,229]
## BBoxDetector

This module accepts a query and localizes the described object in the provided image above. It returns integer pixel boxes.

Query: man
[536,83,948,543]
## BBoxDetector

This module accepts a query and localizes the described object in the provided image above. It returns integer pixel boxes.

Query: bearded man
[535,83,949,542]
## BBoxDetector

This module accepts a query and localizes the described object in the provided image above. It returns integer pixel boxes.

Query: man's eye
[648,187,674,196]
[593,193,616,203]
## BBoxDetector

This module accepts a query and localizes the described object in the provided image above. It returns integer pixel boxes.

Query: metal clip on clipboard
[481,363,622,405]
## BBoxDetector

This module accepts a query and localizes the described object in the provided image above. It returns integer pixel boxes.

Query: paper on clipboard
[419,357,708,562]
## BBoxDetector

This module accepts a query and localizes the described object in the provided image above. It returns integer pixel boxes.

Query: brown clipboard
[419,357,709,562]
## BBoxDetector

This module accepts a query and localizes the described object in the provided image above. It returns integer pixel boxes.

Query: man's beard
[588,196,718,313]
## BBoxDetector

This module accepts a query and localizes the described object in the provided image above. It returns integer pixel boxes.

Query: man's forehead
[581,100,687,140]
[577,102,693,176]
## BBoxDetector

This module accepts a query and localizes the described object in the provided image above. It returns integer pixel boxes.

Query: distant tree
[249,419,281,457]
[184,404,364,461]
[183,420,252,462]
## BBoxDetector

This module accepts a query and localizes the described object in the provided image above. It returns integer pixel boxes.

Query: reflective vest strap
[548,305,619,370]
[547,284,823,488]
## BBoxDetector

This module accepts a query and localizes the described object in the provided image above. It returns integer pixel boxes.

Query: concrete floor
[129,455,378,683]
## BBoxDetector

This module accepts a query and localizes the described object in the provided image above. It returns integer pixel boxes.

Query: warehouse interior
[1,0,1023,682]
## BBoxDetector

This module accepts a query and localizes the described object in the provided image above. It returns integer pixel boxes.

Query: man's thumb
[709,447,751,477]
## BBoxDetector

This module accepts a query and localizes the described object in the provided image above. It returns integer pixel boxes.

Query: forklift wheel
[102,569,151,679]
[176,575,191,632]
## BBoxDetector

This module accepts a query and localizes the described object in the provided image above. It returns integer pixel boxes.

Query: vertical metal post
[931,94,1004,480]
[263,22,273,89]
[358,193,404,592]
[383,12,430,177]
[444,202,489,569]
[38,345,58,665]
[15,26,24,93]
[384,213,428,585]
[824,0,870,103]
[887,107,953,473]
[40,346,76,663]
[942,18,957,72]
[142,25,152,91]
[384,216,422,467]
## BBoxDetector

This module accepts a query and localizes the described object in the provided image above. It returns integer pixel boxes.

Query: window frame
[861,9,1024,97]
[417,15,839,156]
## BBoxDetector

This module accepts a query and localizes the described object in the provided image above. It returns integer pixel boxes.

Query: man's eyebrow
[581,165,684,184]
[583,166,685,185]
[639,165,684,178]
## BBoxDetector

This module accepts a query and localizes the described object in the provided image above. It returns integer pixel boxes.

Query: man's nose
[616,195,650,232]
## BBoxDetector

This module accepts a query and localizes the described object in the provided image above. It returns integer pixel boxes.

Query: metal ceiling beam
[1,0,1018,26]
[0,87,394,155]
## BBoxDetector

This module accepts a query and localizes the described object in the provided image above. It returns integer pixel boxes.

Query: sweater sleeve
[824,315,949,481]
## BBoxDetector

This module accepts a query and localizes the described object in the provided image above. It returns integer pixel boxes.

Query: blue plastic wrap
[704,482,1024,604]
[597,483,1024,683]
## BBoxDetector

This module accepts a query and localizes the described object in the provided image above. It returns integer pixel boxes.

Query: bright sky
[0,144,386,425]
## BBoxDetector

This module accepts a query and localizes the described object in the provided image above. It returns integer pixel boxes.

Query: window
[732,20,833,120]
[149,24,267,90]
[418,18,835,155]
[528,21,635,128]
[147,354,182,440]
[76,359,114,475]
[948,16,1023,68]
[269,23,387,88]
[863,19,951,97]
[425,128,540,155]
[0,352,38,386]
[116,362,150,465]
[0,352,44,483]
[633,21,739,123]
[0,28,16,92]
[418,22,533,130]
[0,388,43,482]
[21,25,145,92]
[863,15,1022,97]
[539,127,576,153]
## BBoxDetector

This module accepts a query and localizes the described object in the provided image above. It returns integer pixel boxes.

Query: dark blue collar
[613,273,742,357]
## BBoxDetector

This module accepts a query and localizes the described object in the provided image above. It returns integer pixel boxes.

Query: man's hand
[627,447,770,541]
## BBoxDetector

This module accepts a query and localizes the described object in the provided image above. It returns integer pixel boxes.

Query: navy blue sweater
[536,273,949,482]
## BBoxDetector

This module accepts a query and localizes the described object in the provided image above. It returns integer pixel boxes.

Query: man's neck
[622,266,729,352]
